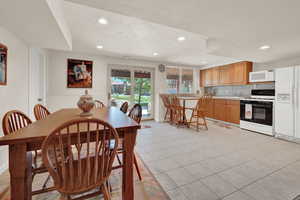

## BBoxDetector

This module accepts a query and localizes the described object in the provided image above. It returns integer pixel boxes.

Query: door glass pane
[134,70,152,117]
[166,68,179,93]
[181,69,193,93]
[111,69,131,107]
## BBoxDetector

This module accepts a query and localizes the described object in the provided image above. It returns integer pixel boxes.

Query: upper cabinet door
[232,62,252,85]
[219,65,230,85]
[200,70,206,87]
[211,67,219,86]
[205,68,213,86]
[199,61,252,87]
[232,63,245,84]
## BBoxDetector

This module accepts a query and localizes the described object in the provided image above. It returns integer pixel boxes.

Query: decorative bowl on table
[77,90,95,117]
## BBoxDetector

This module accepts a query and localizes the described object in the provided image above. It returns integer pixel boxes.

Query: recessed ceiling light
[259,45,270,50]
[153,52,159,56]
[98,18,108,25]
[177,36,186,41]
[96,45,103,49]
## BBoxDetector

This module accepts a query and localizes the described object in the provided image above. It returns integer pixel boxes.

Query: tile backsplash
[204,83,275,97]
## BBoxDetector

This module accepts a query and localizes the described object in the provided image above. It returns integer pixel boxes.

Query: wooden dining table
[0,107,141,200]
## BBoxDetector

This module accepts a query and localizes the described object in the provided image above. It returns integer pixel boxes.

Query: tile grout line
[220,157,300,200]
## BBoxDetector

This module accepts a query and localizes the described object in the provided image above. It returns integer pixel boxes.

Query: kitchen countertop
[212,96,243,100]
[176,95,245,100]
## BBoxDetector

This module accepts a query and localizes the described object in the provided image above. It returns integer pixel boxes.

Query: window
[166,68,180,94]
[166,67,194,93]
[181,69,193,93]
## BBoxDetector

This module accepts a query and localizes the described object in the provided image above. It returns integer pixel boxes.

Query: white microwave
[249,70,274,83]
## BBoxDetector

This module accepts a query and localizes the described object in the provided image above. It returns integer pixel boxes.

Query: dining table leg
[122,129,137,200]
[9,143,32,200]
[183,99,186,122]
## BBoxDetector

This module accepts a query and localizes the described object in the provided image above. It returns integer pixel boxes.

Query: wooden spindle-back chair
[169,96,186,126]
[42,118,119,200]
[160,94,172,122]
[188,94,212,131]
[113,104,143,181]
[94,100,105,109]
[128,104,142,124]
[120,102,129,114]
[2,110,32,135]
[2,110,55,195]
[34,104,51,121]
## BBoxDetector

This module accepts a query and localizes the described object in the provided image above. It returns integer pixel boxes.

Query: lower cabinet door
[214,102,227,121]
[226,104,240,124]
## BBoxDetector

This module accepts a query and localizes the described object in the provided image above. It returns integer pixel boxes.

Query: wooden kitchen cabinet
[204,68,212,86]
[205,99,214,118]
[200,70,206,87]
[211,67,219,86]
[209,99,240,124]
[200,67,220,87]
[219,65,231,85]
[231,62,253,85]
[213,99,227,121]
[225,100,240,124]
[200,61,253,87]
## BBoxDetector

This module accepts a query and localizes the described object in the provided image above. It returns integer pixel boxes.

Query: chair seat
[33,151,48,173]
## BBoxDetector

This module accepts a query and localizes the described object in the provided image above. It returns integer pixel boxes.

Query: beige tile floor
[136,120,300,200]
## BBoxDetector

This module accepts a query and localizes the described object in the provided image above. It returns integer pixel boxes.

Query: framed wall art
[67,59,93,88]
[0,43,7,85]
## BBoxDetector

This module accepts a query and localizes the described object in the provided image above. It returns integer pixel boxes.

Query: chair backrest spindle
[42,118,119,195]
[94,100,105,109]
[34,104,51,121]
[128,104,142,124]
[120,102,129,114]
[2,110,32,135]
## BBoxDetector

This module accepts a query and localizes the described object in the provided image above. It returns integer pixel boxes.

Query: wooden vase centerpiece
[77,90,95,117]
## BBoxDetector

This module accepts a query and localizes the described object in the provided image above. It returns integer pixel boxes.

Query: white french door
[108,65,154,120]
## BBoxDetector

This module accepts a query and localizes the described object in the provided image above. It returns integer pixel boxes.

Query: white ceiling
[63,1,238,66]
[0,0,72,50]
[67,0,300,65]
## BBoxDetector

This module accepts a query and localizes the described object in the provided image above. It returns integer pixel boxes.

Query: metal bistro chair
[42,118,119,200]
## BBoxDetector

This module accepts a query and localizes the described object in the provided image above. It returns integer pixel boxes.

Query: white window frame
[165,66,195,94]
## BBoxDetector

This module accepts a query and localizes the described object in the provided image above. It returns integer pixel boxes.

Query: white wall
[46,50,170,121]
[0,27,30,174]
[47,50,200,122]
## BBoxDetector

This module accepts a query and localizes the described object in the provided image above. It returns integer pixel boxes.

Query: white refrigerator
[275,66,300,139]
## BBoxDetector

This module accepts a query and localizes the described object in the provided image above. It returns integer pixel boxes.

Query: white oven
[240,89,275,136]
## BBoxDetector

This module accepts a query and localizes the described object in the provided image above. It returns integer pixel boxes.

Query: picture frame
[67,59,93,88]
[0,43,7,85]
